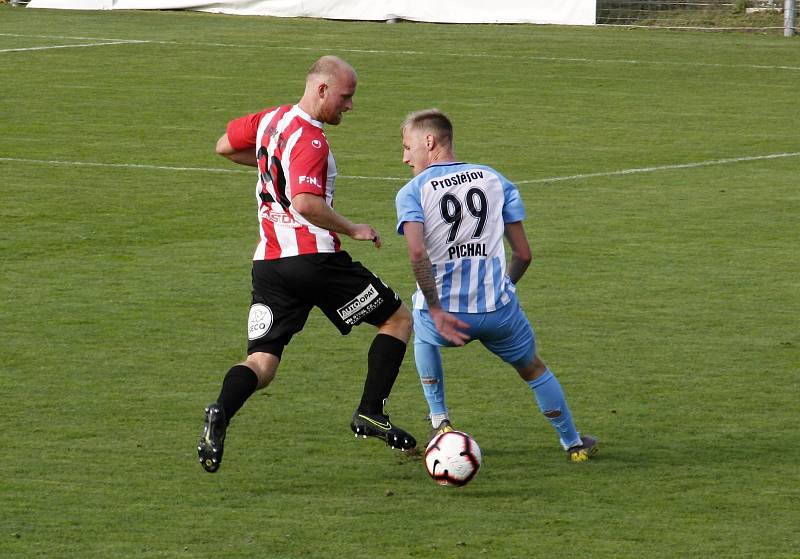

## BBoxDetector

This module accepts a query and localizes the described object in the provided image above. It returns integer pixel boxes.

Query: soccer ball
[424,430,482,487]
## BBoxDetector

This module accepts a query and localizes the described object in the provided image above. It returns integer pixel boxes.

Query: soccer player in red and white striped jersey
[197,56,416,473]
[225,102,340,259]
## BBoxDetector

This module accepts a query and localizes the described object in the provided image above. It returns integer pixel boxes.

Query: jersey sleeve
[395,181,424,235]
[499,172,526,223]
[226,111,268,151]
[288,132,329,197]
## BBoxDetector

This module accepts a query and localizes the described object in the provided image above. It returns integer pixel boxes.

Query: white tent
[26,0,597,26]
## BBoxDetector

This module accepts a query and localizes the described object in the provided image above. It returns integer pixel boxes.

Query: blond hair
[402,109,453,146]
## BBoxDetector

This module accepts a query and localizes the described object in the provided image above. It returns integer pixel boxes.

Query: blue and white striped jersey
[396,162,526,313]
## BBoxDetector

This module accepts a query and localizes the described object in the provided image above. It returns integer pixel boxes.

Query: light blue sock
[414,341,448,418]
[528,369,581,449]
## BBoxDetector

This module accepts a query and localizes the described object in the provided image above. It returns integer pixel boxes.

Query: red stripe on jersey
[262,218,282,260]
[240,104,340,260]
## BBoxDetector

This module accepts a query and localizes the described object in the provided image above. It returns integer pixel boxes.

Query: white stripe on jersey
[467,260,480,313]
[253,108,281,259]
[483,258,498,311]
[449,261,462,311]
[274,126,303,257]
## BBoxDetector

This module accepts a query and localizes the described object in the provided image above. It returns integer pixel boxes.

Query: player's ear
[425,134,434,150]
[317,82,328,99]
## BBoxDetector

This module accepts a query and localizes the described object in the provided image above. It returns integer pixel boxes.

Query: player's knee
[244,351,281,389]
[396,303,412,326]
[385,304,413,340]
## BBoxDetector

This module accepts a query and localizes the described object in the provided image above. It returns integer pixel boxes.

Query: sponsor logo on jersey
[337,284,382,324]
[248,304,274,340]
[311,139,322,149]
[299,175,321,187]
[259,206,302,228]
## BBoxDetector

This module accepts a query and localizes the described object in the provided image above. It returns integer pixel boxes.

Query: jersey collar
[426,161,463,170]
[292,105,324,129]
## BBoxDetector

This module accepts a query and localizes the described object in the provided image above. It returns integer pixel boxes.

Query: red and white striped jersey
[226,104,340,260]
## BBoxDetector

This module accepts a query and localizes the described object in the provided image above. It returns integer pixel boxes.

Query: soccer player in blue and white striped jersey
[395,109,598,462]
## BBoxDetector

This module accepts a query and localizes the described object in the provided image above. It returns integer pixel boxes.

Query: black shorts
[246,251,403,355]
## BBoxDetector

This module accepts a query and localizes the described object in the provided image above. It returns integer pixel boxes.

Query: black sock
[358,334,407,416]
[216,364,258,423]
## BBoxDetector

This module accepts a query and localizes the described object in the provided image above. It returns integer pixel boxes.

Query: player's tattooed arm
[403,221,441,308]
[411,256,441,309]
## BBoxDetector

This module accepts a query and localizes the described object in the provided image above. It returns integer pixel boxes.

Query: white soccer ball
[424,430,482,487]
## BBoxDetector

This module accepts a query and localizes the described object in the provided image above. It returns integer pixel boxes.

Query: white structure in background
[25,0,597,26]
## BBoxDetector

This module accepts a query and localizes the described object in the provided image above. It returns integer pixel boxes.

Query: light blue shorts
[413,294,536,368]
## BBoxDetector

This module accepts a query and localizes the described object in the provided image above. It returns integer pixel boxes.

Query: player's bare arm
[504,221,532,284]
[215,133,258,167]
[292,192,381,248]
[403,221,470,345]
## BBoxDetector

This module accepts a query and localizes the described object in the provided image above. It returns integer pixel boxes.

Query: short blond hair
[402,109,453,146]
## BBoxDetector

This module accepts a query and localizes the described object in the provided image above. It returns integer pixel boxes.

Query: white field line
[100,41,800,72]
[0,157,252,174]
[0,39,150,53]
[0,156,404,180]
[2,152,798,184]
[0,33,798,71]
[515,152,800,184]
[0,33,149,41]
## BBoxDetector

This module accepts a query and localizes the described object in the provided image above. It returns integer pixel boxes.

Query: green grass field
[2,6,799,558]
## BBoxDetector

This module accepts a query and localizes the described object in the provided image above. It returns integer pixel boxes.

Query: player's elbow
[514,248,532,267]
[408,246,427,263]
[291,194,313,218]
[215,134,234,157]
